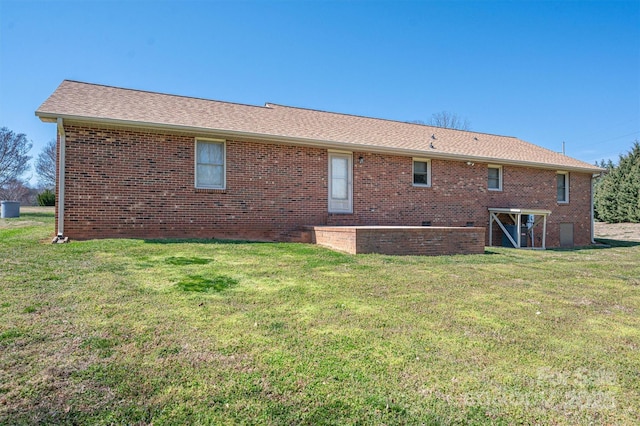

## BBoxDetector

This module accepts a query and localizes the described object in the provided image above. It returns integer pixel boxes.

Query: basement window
[195,139,226,189]
[488,165,502,191]
[557,172,569,203]
[413,158,431,187]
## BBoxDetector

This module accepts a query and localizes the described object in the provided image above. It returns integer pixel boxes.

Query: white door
[328,152,353,213]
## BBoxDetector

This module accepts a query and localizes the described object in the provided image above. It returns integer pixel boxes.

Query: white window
[557,172,569,203]
[488,165,502,191]
[195,139,225,189]
[413,158,431,187]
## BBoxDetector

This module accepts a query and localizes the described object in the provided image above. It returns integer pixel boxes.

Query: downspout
[590,173,599,245]
[53,118,68,243]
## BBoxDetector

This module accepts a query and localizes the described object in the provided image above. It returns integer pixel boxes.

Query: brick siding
[313,226,485,255]
[57,123,593,247]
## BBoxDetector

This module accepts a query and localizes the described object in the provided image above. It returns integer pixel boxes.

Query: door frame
[328,151,353,213]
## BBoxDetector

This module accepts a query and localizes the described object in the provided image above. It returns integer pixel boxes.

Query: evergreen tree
[594,141,640,223]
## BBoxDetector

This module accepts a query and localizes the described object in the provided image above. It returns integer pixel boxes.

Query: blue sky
[1,0,639,183]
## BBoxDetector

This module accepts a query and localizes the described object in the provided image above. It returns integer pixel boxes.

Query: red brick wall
[58,124,593,247]
[313,226,485,255]
[343,152,593,247]
[60,124,328,240]
[312,227,357,254]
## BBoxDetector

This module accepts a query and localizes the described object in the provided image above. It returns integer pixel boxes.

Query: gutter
[52,118,68,243]
[35,113,605,174]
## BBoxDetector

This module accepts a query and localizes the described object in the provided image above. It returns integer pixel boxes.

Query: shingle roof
[36,80,601,172]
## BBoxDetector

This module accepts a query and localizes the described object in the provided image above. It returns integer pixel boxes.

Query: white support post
[516,213,522,248]
[489,213,494,246]
[530,215,535,248]
[489,208,551,250]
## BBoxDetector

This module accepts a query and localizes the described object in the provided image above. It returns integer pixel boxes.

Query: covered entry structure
[488,208,551,249]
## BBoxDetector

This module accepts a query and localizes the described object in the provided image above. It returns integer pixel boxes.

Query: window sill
[488,188,502,192]
[412,184,432,188]
[195,188,227,194]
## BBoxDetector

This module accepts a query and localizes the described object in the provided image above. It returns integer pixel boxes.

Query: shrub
[36,189,55,206]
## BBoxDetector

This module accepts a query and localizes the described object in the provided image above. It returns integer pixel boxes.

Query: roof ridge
[63,80,518,140]
[62,80,273,111]
[265,102,519,139]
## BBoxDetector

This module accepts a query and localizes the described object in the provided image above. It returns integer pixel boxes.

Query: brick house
[36,80,602,251]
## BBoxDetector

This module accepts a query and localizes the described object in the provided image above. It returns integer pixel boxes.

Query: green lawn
[1,210,639,425]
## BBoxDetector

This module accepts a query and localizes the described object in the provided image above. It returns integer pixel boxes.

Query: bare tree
[0,178,31,203]
[0,127,32,190]
[428,111,471,131]
[36,139,57,189]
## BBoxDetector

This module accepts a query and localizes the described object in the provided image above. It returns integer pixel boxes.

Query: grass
[1,210,639,425]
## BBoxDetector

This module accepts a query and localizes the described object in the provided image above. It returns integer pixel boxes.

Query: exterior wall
[58,123,594,247]
[60,124,328,240]
[340,152,593,247]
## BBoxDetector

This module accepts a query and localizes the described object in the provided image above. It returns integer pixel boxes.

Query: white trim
[489,208,551,249]
[591,174,599,244]
[56,118,66,237]
[488,164,502,191]
[328,152,353,213]
[35,114,604,174]
[488,207,552,215]
[327,149,354,154]
[195,138,226,189]
[412,158,432,187]
[557,171,569,203]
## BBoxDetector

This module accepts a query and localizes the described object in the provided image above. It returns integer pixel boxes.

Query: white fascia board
[35,112,605,174]
[489,207,552,216]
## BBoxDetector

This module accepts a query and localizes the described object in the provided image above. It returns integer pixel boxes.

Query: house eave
[35,112,604,174]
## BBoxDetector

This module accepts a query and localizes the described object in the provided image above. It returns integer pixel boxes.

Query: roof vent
[431,134,437,139]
